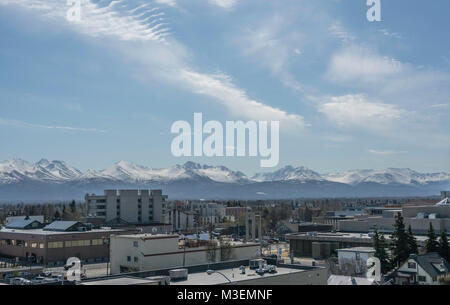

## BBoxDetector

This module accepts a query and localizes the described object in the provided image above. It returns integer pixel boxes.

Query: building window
[48,241,63,248]
[408,262,416,269]
[127,256,131,262]
[133,241,138,247]
[91,239,103,246]
[117,199,120,204]
[418,276,426,282]
[134,257,138,263]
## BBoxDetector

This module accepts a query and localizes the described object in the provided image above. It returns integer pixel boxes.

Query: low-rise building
[390,253,450,285]
[109,233,261,274]
[0,220,135,266]
[338,199,450,235]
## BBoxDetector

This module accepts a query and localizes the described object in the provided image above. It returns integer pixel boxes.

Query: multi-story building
[165,209,197,232]
[225,207,250,220]
[86,189,168,225]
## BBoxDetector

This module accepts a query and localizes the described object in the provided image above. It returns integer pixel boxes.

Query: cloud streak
[0,118,106,133]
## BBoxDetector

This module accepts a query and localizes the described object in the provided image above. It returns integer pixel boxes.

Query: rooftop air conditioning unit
[169,269,188,281]
[147,276,170,285]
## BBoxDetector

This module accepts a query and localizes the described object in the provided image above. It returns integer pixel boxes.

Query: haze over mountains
[0,159,448,201]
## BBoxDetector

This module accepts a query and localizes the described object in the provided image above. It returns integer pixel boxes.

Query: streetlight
[206,269,235,285]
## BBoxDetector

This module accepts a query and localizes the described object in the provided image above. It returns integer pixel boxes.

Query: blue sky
[0,0,449,174]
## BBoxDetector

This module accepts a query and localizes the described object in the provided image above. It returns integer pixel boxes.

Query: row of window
[48,239,104,248]
[0,239,44,248]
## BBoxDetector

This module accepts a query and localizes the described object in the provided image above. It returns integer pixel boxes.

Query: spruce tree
[425,223,439,253]
[372,229,392,274]
[390,214,410,267]
[406,225,418,255]
[439,230,450,262]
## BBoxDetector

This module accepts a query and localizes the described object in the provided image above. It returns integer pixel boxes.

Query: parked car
[32,276,46,284]
[9,277,31,285]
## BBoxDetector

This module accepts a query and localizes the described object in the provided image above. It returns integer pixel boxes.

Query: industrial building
[85,189,167,225]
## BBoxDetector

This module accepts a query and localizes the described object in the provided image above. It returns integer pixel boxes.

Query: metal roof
[5,219,41,229]
[43,221,81,232]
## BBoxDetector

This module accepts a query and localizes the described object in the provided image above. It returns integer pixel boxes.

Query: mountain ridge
[0,159,448,201]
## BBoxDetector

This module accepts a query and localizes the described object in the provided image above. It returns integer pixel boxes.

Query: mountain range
[0,159,448,201]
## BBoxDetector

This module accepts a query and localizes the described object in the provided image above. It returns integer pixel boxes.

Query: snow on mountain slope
[0,159,80,183]
[252,166,323,182]
[0,159,449,186]
[325,168,450,185]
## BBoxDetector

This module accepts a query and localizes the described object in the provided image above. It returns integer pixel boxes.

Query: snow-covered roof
[436,198,450,206]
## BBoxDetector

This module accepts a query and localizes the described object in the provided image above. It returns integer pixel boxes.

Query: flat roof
[171,266,315,285]
[81,277,158,285]
[114,234,179,240]
[0,227,126,236]
[286,232,429,242]
[337,247,375,253]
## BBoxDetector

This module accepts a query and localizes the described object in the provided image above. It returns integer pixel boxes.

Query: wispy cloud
[326,46,403,84]
[0,118,106,133]
[0,0,304,130]
[369,149,407,155]
[328,21,356,44]
[318,94,404,131]
[235,14,304,92]
[208,0,238,10]
[176,70,306,128]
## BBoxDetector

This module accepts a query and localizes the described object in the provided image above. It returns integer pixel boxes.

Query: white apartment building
[86,189,167,225]
[109,234,260,274]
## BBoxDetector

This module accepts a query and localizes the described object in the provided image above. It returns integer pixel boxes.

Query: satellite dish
[152,227,158,234]
[65,257,81,282]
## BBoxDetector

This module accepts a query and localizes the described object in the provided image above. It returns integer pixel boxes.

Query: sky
[0,0,449,175]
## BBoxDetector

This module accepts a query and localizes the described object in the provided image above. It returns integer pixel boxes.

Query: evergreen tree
[439,230,450,262]
[70,200,77,214]
[372,229,392,274]
[406,225,418,255]
[425,223,440,253]
[53,210,61,221]
[390,214,410,267]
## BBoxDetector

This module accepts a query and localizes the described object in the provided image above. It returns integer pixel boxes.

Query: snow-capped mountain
[1,159,448,185]
[252,166,323,182]
[0,159,81,184]
[0,159,449,201]
[324,168,450,185]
